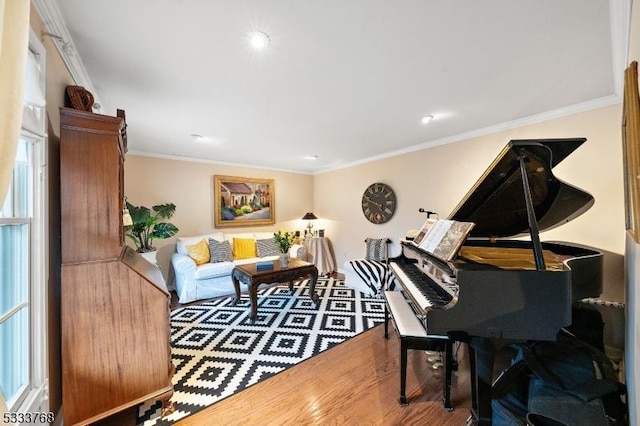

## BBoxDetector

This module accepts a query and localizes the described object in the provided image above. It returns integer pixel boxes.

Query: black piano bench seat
[384,291,454,410]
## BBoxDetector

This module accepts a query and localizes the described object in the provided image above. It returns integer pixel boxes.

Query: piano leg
[468,337,497,426]
[384,303,390,339]
[442,340,453,411]
[399,338,409,405]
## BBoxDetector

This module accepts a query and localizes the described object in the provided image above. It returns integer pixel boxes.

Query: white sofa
[171,232,305,304]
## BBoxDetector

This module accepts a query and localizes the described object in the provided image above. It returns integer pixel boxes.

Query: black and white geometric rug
[137,277,386,425]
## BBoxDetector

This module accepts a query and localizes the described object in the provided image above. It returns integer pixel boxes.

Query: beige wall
[124,155,314,273]
[126,104,626,296]
[316,104,624,267]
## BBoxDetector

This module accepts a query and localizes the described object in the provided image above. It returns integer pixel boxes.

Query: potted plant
[274,230,296,267]
[125,201,179,262]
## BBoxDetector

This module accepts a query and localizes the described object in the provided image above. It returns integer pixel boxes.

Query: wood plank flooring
[176,323,473,425]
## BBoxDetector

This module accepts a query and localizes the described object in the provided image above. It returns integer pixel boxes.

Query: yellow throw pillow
[186,239,210,265]
[233,238,257,260]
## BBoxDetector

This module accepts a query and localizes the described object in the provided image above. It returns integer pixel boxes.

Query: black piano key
[394,261,453,307]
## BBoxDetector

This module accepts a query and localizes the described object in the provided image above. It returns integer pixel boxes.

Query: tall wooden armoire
[59,107,173,425]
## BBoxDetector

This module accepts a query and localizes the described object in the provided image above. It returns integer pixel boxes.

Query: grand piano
[384,138,603,425]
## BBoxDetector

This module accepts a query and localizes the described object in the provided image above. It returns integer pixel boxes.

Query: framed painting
[623,61,640,243]
[213,175,275,228]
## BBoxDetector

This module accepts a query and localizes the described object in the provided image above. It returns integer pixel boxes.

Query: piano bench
[384,291,454,409]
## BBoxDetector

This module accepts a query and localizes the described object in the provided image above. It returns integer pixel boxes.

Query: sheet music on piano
[412,218,475,262]
[411,217,437,246]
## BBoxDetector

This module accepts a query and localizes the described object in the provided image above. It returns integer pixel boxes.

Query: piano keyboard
[390,261,456,312]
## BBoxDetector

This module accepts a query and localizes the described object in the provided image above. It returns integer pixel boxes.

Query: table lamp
[302,212,318,237]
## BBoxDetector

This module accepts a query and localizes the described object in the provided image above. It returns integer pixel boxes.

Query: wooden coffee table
[231,258,319,323]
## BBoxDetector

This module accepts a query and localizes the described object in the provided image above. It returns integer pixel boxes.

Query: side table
[304,237,336,276]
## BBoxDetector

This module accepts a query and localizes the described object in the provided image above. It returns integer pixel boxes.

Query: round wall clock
[361,182,397,224]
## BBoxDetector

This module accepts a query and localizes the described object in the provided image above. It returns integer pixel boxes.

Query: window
[0,31,48,412]
[0,139,33,406]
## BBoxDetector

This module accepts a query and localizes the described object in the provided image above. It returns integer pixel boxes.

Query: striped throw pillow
[365,238,388,262]
[256,238,280,257]
[208,239,233,263]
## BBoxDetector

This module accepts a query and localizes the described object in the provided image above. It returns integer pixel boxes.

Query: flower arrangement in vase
[274,230,296,267]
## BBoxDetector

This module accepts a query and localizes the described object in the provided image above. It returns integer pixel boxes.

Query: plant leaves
[153,203,176,219]
[125,201,178,250]
[151,222,179,239]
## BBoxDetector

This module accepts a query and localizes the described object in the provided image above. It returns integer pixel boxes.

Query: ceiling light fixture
[421,115,434,124]
[249,31,270,50]
[191,134,217,143]
[305,155,319,160]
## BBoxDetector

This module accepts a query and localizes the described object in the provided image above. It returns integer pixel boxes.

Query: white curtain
[0,0,30,205]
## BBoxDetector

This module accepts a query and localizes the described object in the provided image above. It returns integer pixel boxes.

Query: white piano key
[390,262,433,311]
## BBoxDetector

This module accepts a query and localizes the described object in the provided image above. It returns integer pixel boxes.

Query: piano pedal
[425,351,444,369]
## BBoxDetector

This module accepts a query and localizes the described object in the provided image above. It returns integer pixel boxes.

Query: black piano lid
[448,138,594,239]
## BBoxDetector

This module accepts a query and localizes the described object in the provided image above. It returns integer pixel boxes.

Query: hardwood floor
[175,324,473,425]
[169,272,474,425]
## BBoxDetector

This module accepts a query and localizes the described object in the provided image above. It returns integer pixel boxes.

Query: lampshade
[123,198,133,226]
[302,212,318,220]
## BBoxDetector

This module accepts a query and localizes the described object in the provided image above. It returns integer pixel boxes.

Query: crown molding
[609,0,632,97]
[126,150,314,176]
[316,95,622,175]
[31,0,103,112]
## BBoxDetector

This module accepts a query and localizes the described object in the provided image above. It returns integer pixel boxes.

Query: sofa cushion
[256,238,280,257]
[177,233,223,254]
[232,237,257,260]
[194,261,234,280]
[186,239,210,265]
[209,239,233,263]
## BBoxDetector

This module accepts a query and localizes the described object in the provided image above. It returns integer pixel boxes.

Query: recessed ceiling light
[421,115,434,124]
[190,134,218,143]
[249,31,270,50]
[305,155,319,160]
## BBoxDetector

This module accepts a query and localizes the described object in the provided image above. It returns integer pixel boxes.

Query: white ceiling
[42,0,622,174]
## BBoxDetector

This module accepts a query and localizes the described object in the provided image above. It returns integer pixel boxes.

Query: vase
[140,250,158,267]
[279,253,290,268]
